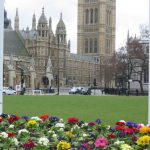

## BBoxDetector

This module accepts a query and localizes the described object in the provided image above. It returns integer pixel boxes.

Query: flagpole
[148,0,150,124]
[0,0,4,114]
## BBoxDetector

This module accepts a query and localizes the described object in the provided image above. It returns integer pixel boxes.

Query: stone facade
[4,8,99,89]
[77,0,116,58]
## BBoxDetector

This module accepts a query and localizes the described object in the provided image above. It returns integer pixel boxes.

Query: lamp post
[57,35,60,95]
[88,61,90,86]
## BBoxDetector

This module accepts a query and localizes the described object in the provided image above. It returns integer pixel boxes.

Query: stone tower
[55,13,67,86]
[14,8,19,31]
[77,0,116,57]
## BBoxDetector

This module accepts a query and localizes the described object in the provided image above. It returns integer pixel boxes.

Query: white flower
[18,129,29,135]
[55,123,65,128]
[38,137,49,146]
[73,124,80,129]
[107,125,111,130]
[59,118,63,123]
[114,140,125,145]
[11,138,19,146]
[81,123,88,127]
[9,125,14,129]
[0,132,8,138]
[30,116,42,121]
[48,130,55,134]
[52,134,57,138]
[82,133,88,137]
[119,120,126,123]
[59,128,64,132]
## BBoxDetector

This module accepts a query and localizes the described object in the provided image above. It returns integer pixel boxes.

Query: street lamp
[57,35,60,95]
[88,61,90,86]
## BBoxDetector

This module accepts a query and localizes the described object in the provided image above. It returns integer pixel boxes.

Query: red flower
[116,125,125,131]
[0,117,2,123]
[107,134,116,139]
[8,117,14,124]
[23,139,36,149]
[88,122,96,127]
[8,115,20,124]
[116,122,125,126]
[132,128,139,133]
[124,128,134,135]
[68,117,79,124]
[8,132,15,137]
[40,114,49,121]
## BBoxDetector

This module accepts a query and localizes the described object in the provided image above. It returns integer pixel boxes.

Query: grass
[3,95,148,126]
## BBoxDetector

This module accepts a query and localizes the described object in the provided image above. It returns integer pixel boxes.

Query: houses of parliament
[3,0,116,89]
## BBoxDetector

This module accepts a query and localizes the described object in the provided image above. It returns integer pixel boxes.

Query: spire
[56,12,66,35]
[49,17,52,29]
[49,17,54,35]
[127,30,130,43]
[32,13,36,30]
[42,7,44,14]
[16,8,18,16]
[68,40,71,49]
[38,7,47,24]
[14,8,19,31]
[60,12,62,20]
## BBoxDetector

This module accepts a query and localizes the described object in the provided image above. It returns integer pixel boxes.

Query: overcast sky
[4,0,149,53]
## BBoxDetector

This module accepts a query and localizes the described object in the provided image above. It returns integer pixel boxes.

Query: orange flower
[140,127,150,134]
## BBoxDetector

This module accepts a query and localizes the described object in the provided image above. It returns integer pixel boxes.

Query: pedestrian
[136,89,138,96]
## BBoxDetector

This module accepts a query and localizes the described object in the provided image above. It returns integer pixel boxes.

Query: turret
[56,13,66,44]
[32,14,36,30]
[37,7,48,37]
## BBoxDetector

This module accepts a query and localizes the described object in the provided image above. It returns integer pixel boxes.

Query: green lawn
[3,95,148,125]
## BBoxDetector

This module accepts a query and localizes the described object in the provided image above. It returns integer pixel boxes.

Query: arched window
[106,10,108,25]
[39,31,41,36]
[42,30,44,37]
[109,11,111,25]
[85,9,89,24]
[90,9,93,24]
[90,38,93,53]
[85,39,88,53]
[94,8,98,23]
[94,38,97,53]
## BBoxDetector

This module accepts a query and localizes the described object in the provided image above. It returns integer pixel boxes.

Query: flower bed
[0,114,149,149]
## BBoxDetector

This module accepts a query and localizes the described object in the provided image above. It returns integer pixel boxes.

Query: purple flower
[80,143,92,150]
[22,116,29,121]
[49,116,59,122]
[118,131,126,137]
[126,121,137,128]
[95,119,101,124]
[0,113,8,118]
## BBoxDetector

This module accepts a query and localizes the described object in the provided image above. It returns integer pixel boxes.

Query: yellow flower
[65,131,73,138]
[57,141,71,150]
[27,120,38,127]
[140,127,150,134]
[137,135,150,146]
[120,144,133,150]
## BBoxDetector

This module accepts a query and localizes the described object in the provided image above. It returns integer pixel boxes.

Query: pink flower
[94,137,108,148]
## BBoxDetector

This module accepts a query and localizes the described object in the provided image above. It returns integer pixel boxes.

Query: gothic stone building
[4,8,98,89]
[4,0,116,89]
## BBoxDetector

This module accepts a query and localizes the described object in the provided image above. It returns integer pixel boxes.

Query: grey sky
[5,0,149,53]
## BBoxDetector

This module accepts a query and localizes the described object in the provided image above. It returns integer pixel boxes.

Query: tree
[127,38,148,94]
